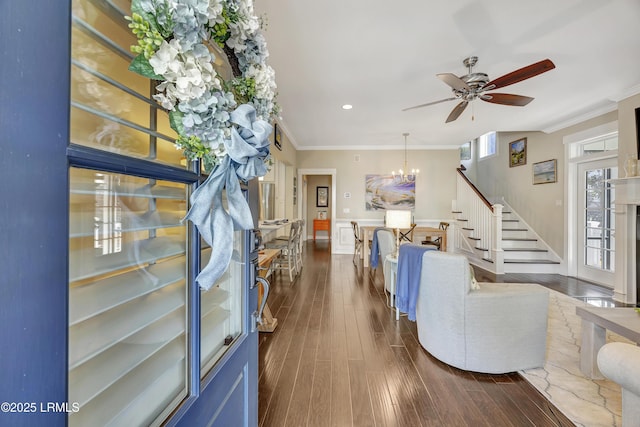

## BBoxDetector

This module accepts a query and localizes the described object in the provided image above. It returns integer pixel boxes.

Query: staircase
[454,169,562,274]
[498,202,561,272]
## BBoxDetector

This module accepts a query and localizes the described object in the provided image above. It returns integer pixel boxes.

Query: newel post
[491,204,504,274]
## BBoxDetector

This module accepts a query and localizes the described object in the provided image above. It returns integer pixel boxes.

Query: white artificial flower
[149,40,180,75]
[206,0,224,25]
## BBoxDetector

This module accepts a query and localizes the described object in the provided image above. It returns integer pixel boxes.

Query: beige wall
[296,149,459,221]
[468,110,622,257]
[284,94,640,260]
[270,123,296,166]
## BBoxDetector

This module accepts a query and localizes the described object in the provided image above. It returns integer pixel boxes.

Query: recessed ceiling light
[342,104,353,110]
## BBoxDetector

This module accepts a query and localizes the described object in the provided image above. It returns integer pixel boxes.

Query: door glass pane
[583,167,616,272]
[71,0,184,167]
[68,168,189,426]
[201,195,244,377]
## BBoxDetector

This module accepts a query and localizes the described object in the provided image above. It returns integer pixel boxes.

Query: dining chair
[398,223,416,242]
[351,221,363,265]
[295,219,305,272]
[265,221,299,282]
[422,222,449,250]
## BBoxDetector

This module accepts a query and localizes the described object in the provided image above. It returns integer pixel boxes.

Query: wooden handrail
[456,168,494,212]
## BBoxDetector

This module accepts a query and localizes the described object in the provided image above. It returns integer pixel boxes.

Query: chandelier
[392,132,419,182]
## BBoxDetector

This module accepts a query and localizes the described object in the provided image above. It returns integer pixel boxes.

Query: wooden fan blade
[446,101,468,123]
[437,73,470,92]
[481,93,534,106]
[485,59,555,90]
[402,97,457,111]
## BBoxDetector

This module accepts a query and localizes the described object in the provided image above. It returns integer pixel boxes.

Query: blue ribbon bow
[184,104,272,290]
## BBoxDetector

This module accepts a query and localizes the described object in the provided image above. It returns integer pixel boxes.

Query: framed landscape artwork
[533,159,557,184]
[460,142,471,160]
[509,138,527,167]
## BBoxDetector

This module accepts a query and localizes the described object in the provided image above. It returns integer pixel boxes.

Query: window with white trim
[478,131,497,159]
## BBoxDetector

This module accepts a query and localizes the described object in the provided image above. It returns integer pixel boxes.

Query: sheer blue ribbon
[184,104,272,290]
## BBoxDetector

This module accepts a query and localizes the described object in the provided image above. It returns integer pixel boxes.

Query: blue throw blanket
[369,227,387,268]
[395,244,436,321]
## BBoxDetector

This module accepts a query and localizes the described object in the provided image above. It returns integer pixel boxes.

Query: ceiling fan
[403,56,555,123]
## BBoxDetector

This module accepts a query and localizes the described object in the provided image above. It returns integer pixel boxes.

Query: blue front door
[0,1,258,425]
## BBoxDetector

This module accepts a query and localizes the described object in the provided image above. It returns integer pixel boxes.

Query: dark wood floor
[257,241,615,427]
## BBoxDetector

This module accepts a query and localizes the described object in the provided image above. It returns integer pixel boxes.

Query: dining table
[360,225,447,268]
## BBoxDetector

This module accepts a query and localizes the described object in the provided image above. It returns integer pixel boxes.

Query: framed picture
[460,141,471,160]
[274,123,282,151]
[365,174,415,211]
[509,137,527,167]
[533,159,557,184]
[316,186,328,207]
[293,176,297,205]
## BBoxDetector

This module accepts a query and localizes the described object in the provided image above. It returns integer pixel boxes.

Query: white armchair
[415,251,549,374]
[598,342,640,427]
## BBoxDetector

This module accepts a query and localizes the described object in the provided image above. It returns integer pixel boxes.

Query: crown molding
[274,118,299,150]
[295,144,458,151]
[541,102,618,134]
[608,83,640,102]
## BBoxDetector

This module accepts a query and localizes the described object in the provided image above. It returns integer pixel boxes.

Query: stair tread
[456,218,468,222]
[475,247,488,251]
[462,227,474,231]
[451,210,462,214]
[503,238,537,241]
[469,237,481,241]
[504,259,560,264]
[502,219,519,222]
[503,228,528,231]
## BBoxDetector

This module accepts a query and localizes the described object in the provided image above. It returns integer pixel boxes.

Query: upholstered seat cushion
[415,251,549,374]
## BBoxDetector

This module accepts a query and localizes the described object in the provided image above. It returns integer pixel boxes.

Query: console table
[575,306,640,378]
[313,219,330,240]
[257,248,281,333]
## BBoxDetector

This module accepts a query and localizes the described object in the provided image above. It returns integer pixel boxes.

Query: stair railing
[455,169,504,273]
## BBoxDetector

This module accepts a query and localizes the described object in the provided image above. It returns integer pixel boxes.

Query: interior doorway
[297,169,337,248]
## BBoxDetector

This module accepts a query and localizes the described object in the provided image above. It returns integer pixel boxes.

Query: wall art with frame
[532,159,557,184]
[364,174,415,211]
[274,123,282,150]
[509,137,527,167]
[460,141,471,160]
[316,186,328,207]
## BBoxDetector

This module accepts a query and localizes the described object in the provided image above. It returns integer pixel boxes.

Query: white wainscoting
[331,218,454,255]
[332,219,382,254]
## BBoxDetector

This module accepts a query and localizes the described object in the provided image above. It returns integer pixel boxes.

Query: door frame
[297,168,337,248]
[576,157,618,285]
[565,121,618,285]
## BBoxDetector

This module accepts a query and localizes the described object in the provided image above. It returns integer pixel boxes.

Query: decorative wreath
[126,0,278,290]
[126,0,278,170]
